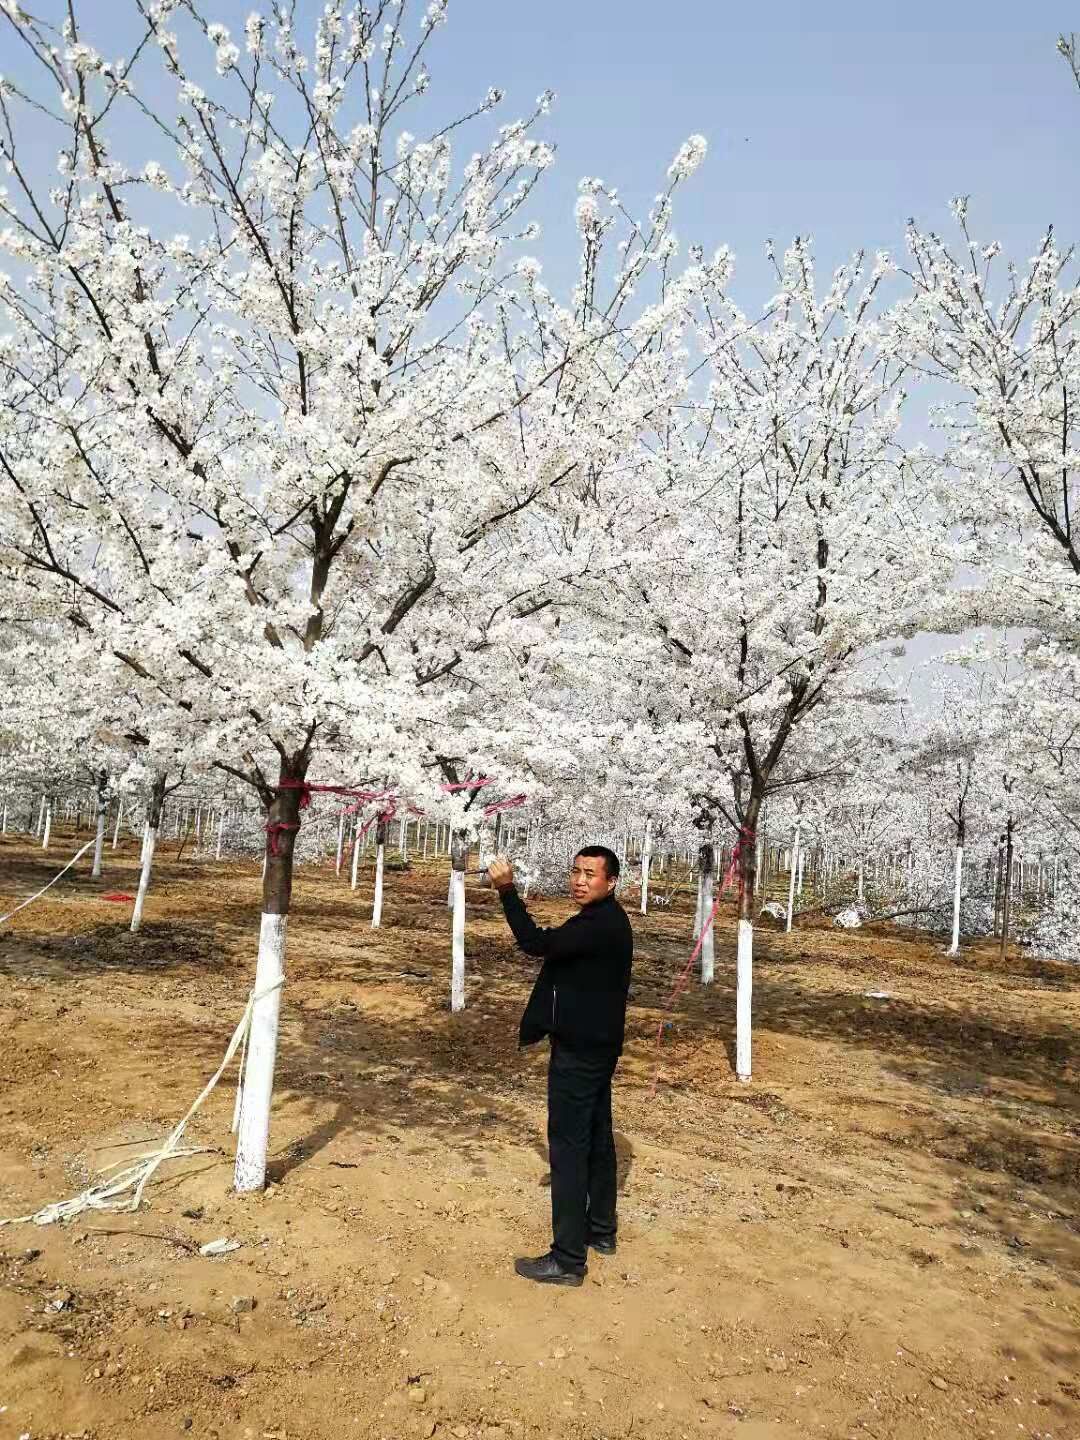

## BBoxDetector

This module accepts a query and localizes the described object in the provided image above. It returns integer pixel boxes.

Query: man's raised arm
[487,857,590,962]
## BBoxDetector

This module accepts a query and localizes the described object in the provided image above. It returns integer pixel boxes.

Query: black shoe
[513,1252,585,1286]
[587,1234,617,1256]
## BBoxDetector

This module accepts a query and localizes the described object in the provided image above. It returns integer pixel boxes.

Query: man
[487,846,633,1287]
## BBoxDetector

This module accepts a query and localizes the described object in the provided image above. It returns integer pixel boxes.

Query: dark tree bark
[998,818,1015,962]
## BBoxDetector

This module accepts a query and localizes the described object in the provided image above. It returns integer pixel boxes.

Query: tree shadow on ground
[0,871,640,1211]
[4,836,1074,1286]
[873,1118,1080,1313]
[260,983,635,1200]
[628,924,1080,1273]
[629,919,1079,1104]
[69,971,639,1224]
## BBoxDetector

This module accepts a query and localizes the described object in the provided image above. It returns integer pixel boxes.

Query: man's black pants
[547,1040,619,1273]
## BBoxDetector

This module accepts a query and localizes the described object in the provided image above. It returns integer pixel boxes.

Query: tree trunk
[235,752,308,1194]
[785,823,801,933]
[216,810,225,860]
[736,794,763,1083]
[335,812,345,876]
[693,853,705,939]
[450,832,468,1011]
[992,836,1005,937]
[131,774,167,934]
[640,818,652,915]
[112,798,123,849]
[371,819,387,928]
[698,842,716,985]
[91,770,108,879]
[998,820,1014,963]
[905,842,914,923]
[947,817,965,957]
[41,798,52,850]
[351,817,362,891]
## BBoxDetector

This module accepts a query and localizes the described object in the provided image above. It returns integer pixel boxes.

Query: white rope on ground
[0,840,95,925]
[0,977,284,1228]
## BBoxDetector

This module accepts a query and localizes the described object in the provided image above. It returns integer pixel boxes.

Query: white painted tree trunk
[450,866,466,1011]
[1,800,7,833]
[736,918,753,1082]
[423,821,430,859]
[112,799,123,849]
[700,854,715,985]
[36,795,46,836]
[640,819,652,915]
[335,812,345,876]
[785,824,801,933]
[234,911,287,1193]
[947,844,963,956]
[41,802,52,850]
[449,832,468,1010]
[216,810,225,860]
[797,844,804,897]
[857,858,864,904]
[130,825,157,933]
[371,842,385,928]
[350,822,362,891]
[92,800,106,878]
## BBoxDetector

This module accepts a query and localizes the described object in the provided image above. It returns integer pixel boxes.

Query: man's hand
[487,856,515,893]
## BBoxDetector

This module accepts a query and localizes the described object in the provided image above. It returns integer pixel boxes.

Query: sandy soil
[0,829,1078,1440]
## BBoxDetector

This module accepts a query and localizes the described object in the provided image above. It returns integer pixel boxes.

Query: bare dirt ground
[1,830,1078,1440]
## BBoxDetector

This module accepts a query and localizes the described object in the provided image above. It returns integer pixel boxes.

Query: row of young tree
[4,646,1077,969]
[1,2,1078,1194]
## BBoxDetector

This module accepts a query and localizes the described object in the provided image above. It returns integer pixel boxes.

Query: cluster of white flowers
[574,193,601,237]
[667,133,707,182]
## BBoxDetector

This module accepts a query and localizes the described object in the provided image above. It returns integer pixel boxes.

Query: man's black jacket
[498,886,633,1056]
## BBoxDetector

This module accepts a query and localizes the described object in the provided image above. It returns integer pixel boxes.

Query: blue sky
[62,0,1079,302]
[445,2,1077,296]
[416,0,1078,301]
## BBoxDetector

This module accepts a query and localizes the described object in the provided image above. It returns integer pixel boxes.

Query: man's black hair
[575,845,621,881]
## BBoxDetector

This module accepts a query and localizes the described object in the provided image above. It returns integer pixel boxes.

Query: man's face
[569,853,616,907]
